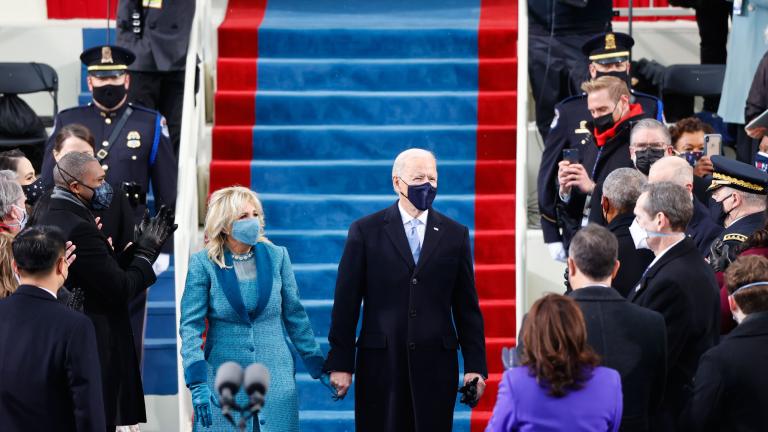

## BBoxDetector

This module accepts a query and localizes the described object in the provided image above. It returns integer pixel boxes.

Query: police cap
[581,32,635,65]
[80,45,135,78]
[708,155,768,195]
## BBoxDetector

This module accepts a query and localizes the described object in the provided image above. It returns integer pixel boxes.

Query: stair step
[297,410,482,432]
[143,338,178,395]
[218,58,516,92]
[210,159,516,195]
[146,301,176,339]
[268,228,515,265]
[294,263,514,301]
[215,90,516,126]
[213,125,516,161]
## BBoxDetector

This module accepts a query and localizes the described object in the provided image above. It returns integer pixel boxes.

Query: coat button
[131,155,137,160]
[102,164,109,171]
[105,118,112,125]
[409,342,415,350]
[411,278,418,285]
[102,140,109,147]
[248,346,255,352]
[260,420,266,425]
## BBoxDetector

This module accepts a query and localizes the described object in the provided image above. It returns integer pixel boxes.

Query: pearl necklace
[232,248,254,262]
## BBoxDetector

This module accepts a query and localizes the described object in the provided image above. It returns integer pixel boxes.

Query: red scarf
[593,103,644,147]
[0,223,12,234]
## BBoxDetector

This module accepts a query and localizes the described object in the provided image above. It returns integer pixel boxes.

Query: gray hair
[0,170,17,181]
[630,118,672,147]
[569,224,618,280]
[720,186,768,209]
[53,152,98,188]
[391,148,436,178]
[647,156,693,188]
[603,168,647,214]
[640,182,693,232]
[0,179,24,218]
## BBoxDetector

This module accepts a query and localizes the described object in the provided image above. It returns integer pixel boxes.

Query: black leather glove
[66,287,85,312]
[458,377,479,408]
[134,205,177,264]
[133,208,152,243]
[709,239,732,273]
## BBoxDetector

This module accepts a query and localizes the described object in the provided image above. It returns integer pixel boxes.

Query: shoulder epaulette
[556,93,587,107]
[631,90,661,102]
[127,102,160,116]
[723,233,748,243]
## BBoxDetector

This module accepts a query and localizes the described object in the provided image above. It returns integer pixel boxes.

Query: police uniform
[538,32,664,245]
[41,46,177,223]
[707,155,768,259]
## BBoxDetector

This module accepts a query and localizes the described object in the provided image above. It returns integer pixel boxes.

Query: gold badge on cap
[126,131,141,149]
[605,34,616,50]
[101,46,114,64]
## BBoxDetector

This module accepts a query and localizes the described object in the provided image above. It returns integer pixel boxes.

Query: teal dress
[180,242,325,432]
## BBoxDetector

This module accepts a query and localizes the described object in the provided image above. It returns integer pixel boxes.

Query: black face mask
[21,177,46,207]
[399,178,437,211]
[92,84,126,109]
[596,70,631,88]
[711,194,734,226]
[633,148,666,175]
[593,111,616,134]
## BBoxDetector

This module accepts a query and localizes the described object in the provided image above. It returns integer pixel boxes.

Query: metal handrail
[174,0,209,429]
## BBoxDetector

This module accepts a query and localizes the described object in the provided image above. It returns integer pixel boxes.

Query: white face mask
[629,217,675,250]
[10,204,28,230]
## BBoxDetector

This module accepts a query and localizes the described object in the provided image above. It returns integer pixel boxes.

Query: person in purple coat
[486,294,623,432]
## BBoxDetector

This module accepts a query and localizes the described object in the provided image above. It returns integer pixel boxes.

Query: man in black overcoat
[0,226,104,432]
[628,182,720,431]
[324,148,488,432]
[36,151,175,429]
[683,255,768,431]
[567,224,667,432]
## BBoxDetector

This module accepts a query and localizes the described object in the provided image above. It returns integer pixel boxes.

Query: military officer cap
[708,155,768,195]
[581,32,635,65]
[79,45,135,78]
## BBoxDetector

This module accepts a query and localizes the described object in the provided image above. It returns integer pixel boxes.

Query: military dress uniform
[707,155,768,260]
[537,32,664,247]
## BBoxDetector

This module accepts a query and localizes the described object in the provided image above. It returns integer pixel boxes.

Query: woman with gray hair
[179,186,334,431]
[0,178,26,234]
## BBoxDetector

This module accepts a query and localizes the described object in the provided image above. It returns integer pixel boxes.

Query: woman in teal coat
[180,186,333,431]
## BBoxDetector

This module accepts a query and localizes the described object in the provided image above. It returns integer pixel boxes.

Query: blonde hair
[204,186,267,268]
[0,232,17,299]
[581,76,630,102]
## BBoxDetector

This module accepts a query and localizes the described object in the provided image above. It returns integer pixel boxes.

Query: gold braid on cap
[712,172,765,192]
[589,51,630,61]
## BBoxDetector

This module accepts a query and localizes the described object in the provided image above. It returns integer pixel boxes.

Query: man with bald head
[648,156,723,255]
[325,148,488,432]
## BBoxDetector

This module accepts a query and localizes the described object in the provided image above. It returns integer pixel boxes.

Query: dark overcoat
[324,203,487,432]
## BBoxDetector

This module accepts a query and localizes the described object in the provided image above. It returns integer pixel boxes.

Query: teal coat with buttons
[180,242,325,432]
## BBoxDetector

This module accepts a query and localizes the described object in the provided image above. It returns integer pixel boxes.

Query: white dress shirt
[398,202,428,247]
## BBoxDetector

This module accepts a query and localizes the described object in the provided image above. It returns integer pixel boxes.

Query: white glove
[546,242,567,263]
[152,253,170,276]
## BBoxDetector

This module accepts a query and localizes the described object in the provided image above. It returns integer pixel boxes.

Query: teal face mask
[231,218,261,245]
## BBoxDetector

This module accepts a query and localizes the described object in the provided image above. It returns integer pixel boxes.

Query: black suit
[37,193,156,428]
[629,238,720,431]
[569,287,667,432]
[607,212,655,298]
[325,203,487,432]
[683,311,768,431]
[686,198,723,256]
[0,285,104,432]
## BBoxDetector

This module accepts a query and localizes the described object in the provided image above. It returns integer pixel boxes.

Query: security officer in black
[116,0,195,154]
[40,45,177,365]
[538,32,664,261]
[708,155,768,268]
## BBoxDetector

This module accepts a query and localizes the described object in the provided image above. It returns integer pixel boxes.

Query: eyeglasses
[632,142,668,151]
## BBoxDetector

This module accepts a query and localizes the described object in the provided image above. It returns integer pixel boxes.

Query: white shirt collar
[398,202,429,226]
[648,235,686,269]
[34,285,58,299]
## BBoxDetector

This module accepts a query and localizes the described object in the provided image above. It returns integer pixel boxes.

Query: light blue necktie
[407,219,422,263]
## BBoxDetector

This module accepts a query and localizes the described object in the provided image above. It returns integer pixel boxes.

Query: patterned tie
[407,219,422,263]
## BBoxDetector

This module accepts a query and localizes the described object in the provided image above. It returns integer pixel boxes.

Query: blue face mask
[80,182,114,211]
[231,218,262,245]
[682,151,704,167]
[399,178,437,211]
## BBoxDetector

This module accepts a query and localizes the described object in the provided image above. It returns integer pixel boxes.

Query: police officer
[708,155,768,268]
[40,45,178,367]
[538,32,664,261]
[116,0,195,154]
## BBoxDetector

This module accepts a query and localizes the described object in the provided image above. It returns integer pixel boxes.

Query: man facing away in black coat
[568,224,667,432]
[0,226,104,432]
[601,167,655,297]
[683,255,768,431]
[36,151,176,430]
[324,148,487,432]
[628,182,720,432]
